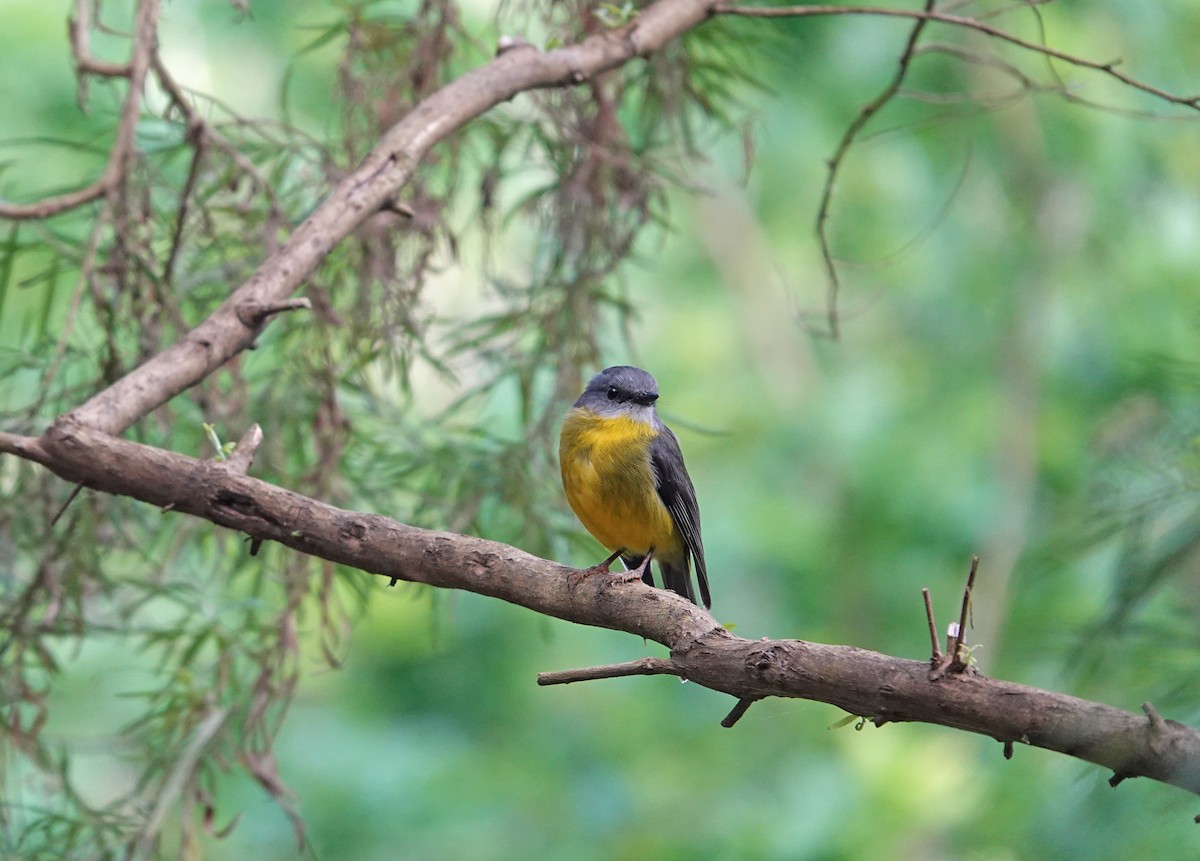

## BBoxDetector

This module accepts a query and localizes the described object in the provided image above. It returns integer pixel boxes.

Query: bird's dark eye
[606,386,619,401]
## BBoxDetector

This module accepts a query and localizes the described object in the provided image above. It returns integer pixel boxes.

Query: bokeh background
[3,0,1200,858]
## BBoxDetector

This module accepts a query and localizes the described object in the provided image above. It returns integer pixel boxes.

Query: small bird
[559,366,710,608]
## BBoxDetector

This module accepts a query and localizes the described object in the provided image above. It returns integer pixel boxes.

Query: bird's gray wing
[650,426,710,609]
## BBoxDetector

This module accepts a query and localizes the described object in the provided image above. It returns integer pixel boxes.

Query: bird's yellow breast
[559,408,680,558]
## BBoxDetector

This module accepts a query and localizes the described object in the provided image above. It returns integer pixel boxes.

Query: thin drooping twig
[151,53,286,222]
[715,2,1200,336]
[807,0,937,339]
[160,127,206,291]
[714,4,1200,112]
[69,0,131,79]
[35,210,110,404]
[0,0,161,220]
[133,707,231,858]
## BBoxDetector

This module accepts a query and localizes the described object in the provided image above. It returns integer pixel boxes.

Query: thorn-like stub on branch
[1003,740,1014,760]
[932,554,981,676]
[721,697,759,728]
[1109,772,1129,789]
[224,424,263,475]
[496,34,534,56]
[236,298,312,329]
[1142,701,1167,732]
[381,198,416,218]
[570,69,587,84]
[922,587,941,663]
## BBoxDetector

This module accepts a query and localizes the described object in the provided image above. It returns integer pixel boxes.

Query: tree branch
[13,415,1200,802]
[0,0,160,220]
[714,4,1200,111]
[811,0,936,339]
[537,657,680,685]
[69,0,133,79]
[43,0,1196,435]
[65,0,719,437]
[8,0,1200,828]
[0,431,52,466]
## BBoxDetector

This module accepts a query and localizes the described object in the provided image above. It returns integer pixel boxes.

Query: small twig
[715,1,1200,337]
[1,0,160,220]
[1003,739,1014,760]
[922,587,941,662]
[151,53,286,221]
[69,0,132,81]
[223,424,264,476]
[50,483,86,528]
[134,706,230,857]
[1143,702,1167,733]
[0,431,52,465]
[236,298,313,329]
[537,656,679,686]
[721,697,760,728]
[35,210,110,408]
[806,0,937,339]
[161,130,206,290]
[946,555,979,669]
[712,5,1200,112]
[0,181,111,220]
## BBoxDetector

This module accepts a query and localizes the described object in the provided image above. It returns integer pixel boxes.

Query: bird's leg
[586,547,624,575]
[570,547,653,589]
[568,549,628,589]
[614,547,655,584]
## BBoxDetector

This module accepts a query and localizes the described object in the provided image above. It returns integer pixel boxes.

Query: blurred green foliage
[2,0,1200,859]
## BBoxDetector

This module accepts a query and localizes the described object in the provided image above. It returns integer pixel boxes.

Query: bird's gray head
[573,365,661,420]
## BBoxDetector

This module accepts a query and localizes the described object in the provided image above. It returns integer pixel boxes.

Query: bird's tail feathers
[659,560,698,607]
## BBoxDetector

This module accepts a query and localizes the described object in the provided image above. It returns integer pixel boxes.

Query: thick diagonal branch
[66,0,717,436]
[60,0,1199,435]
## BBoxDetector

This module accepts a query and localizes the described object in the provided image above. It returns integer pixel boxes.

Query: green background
[2,0,1200,858]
